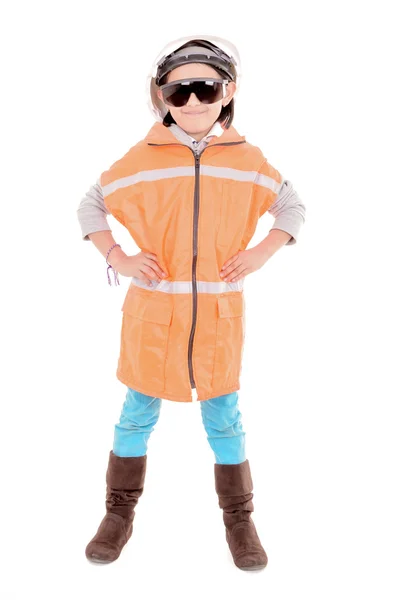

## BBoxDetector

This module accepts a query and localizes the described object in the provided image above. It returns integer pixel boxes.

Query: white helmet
[145,34,242,122]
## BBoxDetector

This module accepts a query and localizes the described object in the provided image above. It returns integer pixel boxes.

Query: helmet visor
[159,77,229,107]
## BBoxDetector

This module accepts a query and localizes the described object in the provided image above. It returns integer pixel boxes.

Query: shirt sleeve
[267,179,306,245]
[76,178,112,241]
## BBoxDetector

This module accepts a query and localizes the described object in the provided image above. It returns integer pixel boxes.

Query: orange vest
[101,121,283,402]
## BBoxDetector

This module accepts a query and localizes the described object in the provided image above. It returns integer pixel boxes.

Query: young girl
[77,34,306,570]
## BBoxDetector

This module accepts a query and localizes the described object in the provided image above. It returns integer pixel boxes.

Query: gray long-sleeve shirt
[77,123,306,245]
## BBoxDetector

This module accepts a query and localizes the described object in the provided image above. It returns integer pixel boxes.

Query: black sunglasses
[159,77,229,107]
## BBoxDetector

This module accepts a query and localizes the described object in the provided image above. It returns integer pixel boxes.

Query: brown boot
[85,450,147,563]
[214,459,268,570]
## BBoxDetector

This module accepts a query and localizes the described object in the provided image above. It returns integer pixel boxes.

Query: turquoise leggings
[113,387,246,465]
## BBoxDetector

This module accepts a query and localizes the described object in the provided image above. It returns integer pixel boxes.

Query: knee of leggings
[120,393,162,429]
[201,414,245,437]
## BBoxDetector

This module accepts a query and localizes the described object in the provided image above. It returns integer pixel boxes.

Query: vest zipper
[147,140,246,391]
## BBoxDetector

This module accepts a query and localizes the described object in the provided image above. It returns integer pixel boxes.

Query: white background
[1,1,399,598]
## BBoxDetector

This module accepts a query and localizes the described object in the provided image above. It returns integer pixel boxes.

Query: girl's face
[156,63,236,139]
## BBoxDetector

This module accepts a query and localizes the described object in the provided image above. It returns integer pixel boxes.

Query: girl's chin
[178,116,213,129]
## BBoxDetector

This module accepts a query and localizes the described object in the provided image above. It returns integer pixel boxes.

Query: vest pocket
[119,288,173,391]
[211,293,245,390]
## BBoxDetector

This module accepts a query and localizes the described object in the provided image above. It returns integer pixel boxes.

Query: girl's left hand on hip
[219,247,268,282]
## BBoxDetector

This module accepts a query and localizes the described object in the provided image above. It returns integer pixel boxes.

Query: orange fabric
[101,122,282,402]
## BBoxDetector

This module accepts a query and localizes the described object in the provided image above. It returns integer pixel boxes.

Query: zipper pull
[192,140,201,156]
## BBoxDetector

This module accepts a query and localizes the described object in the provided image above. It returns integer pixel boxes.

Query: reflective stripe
[253,171,283,194]
[102,166,194,196]
[130,276,244,293]
[102,165,280,197]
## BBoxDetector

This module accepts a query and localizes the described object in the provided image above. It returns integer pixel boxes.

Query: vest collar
[169,121,224,145]
[144,120,246,147]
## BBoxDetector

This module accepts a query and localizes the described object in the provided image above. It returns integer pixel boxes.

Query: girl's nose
[186,92,201,105]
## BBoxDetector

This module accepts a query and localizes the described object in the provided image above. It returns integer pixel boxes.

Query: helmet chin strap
[221,81,229,105]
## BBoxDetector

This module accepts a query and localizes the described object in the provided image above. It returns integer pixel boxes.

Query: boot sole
[236,563,268,571]
[87,554,116,564]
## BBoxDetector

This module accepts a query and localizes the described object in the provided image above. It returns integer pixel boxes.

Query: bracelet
[106,243,121,286]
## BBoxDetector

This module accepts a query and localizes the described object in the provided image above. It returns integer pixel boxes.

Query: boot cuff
[214,459,253,496]
[106,450,147,489]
